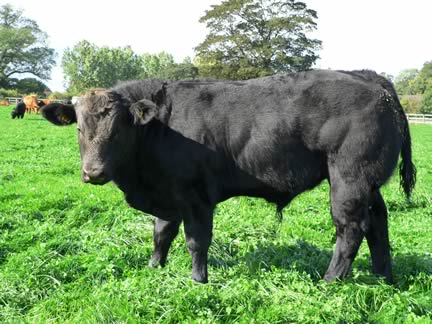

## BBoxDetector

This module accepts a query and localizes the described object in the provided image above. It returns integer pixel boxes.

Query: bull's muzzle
[82,166,108,185]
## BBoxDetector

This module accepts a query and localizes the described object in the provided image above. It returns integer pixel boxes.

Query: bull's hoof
[323,272,343,283]
[148,257,165,268]
[192,273,208,284]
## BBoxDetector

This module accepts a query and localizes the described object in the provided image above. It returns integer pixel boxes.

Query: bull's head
[41,91,158,185]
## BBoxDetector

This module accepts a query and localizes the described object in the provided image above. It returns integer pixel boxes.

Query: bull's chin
[82,177,110,185]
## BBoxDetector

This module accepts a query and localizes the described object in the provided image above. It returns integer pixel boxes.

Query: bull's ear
[129,99,157,125]
[40,103,77,126]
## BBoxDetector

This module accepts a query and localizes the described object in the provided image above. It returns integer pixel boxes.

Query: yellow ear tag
[61,116,71,124]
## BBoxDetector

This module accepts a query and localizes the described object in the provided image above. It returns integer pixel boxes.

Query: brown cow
[23,95,39,113]
[22,96,49,113]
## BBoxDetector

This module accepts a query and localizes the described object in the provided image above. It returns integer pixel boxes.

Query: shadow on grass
[386,194,431,212]
[241,239,331,281]
[392,253,432,289]
[213,238,432,286]
[208,239,332,281]
[0,193,22,202]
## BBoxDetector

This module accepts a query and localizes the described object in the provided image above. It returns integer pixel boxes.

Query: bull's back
[168,71,392,151]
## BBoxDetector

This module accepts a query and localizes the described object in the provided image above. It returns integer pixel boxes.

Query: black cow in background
[11,100,26,119]
[40,70,416,284]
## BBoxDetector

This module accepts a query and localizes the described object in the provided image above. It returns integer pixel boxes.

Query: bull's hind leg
[365,190,393,282]
[324,166,370,281]
[149,218,181,268]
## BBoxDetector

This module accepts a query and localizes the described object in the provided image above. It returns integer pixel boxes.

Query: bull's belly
[218,155,327,207]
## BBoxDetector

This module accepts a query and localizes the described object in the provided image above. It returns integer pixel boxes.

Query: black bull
[41,70,416,283]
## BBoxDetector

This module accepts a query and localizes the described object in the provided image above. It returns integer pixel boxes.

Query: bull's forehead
[78,91,112,113]
[75,93,126,132]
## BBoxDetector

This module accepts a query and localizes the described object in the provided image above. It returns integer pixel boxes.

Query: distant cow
[11,100,26,119]
[23,95,47,113]
[41,70,416,284]
[23,95,39,113]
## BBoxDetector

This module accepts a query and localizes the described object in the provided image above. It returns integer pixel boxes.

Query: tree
[140,54,198,80]
[195,0,321,80]
[420,80,432,114]
[394,69,418,96]
[395,62,432,113]
[410,61,432,95]
[63,42,200,94]
[140,52,175,79]
[48,91,70,100]
[0,4,55,88]
[8,77,49,96]
[62,41,143,94]
[400,95,422,114]
[159,57,199,80]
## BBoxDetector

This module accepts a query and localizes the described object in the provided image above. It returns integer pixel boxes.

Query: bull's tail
[399,113,416,199]
[381,77,417,200]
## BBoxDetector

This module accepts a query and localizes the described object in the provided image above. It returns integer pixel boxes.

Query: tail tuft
[399,119,416,200]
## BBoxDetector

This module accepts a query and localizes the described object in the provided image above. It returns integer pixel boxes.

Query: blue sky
[6,0,432,91]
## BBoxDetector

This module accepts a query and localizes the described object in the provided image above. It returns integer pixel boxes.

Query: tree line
[393,62,432,114]
[0,0,320,98]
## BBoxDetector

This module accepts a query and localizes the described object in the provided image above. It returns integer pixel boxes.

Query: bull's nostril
[82,167,106,184]
[82,170,91,183]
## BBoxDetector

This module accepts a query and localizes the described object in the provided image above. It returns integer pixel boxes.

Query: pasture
[0,106,431,322]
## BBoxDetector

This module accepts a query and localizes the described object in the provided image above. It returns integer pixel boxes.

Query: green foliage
[48,91,70,100]
[195,0,321,80]
[396,62,432,113]
[140,53,198,80]
[140,52,175,79]
[62,41,143,95]
[62,43,200,94]
[400,95,423,114]
[161,57,199,80]
[7,77,50,96]
[0,87,20,98]
[411,61,432,95]
[0,109,431,321]
[0,4,55,88]
[420,84,432,114]
[394,69,419,96]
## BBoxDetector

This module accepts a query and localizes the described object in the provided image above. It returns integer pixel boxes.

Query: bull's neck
[118,120,168,189]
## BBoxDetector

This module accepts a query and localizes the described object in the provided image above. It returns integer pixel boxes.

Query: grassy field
[0,106,431,322]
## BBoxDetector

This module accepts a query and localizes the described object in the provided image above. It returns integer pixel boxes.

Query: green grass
[0,106,431,322]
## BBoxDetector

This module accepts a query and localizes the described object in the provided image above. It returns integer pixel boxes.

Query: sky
[5,0,432,92]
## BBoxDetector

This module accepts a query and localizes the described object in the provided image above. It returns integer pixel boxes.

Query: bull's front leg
[149,218,182,268]
[183,210,213,283]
